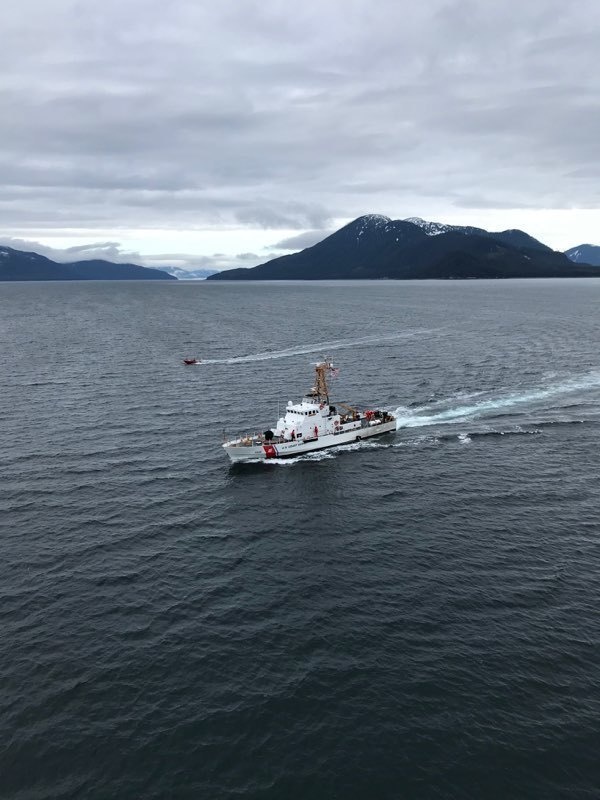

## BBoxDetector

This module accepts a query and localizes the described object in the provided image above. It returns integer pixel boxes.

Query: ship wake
[394,370,600,430]
[201,330,434,365]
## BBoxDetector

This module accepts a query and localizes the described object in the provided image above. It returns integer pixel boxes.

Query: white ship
[222,359,396,462]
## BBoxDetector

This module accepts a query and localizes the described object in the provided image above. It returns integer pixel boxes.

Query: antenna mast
[313,358,335,403]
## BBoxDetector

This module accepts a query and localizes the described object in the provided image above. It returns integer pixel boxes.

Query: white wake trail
[395,370,600,429]
[201,330,433,365]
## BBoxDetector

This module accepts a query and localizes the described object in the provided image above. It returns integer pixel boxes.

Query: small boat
[222,359,396,462]
[183,358,201,365]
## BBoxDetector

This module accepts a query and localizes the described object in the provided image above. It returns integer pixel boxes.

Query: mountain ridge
[0,246,177,281]
[208,215,598,280]
[3,220,600,281]
[565,244,600,266]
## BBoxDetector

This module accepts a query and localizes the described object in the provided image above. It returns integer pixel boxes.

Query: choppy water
[2,279,600,799]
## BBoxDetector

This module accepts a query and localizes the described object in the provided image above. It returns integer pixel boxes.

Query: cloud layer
[2,0,600,261]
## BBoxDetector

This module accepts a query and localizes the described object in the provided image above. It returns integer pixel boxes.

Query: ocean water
[1,279,600,800]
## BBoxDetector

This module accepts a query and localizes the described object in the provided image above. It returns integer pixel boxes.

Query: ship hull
[224,420,397,463]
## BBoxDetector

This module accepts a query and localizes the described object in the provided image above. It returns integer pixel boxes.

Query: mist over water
[2,279,600,800]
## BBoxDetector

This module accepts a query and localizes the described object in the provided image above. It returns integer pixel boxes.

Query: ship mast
[313,359,334,404]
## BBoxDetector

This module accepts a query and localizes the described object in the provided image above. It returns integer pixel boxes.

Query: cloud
[269,231,332,250]
[0,237,132,263]
[1,0,600,251]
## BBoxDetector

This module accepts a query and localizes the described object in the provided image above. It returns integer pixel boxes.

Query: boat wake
[394,370,600,430]
[200,330,434,365]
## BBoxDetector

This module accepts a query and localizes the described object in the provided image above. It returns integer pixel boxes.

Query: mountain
[0,246,176,281]
[404,217,552,252]
[404,216,488,237]
[158,266,218,280]
[208,215,426,280]
[565,244,600,266]
[208,215,598,280]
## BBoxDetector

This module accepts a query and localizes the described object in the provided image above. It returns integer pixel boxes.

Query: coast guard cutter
[222,359,396,462]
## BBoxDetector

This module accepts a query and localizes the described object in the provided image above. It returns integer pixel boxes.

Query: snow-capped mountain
[565,244,600,266]
[208,214,593,281]
[404,217,487,237]
[157,266,218,280]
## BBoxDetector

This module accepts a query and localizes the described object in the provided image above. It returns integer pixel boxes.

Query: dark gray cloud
[1,0,600,260]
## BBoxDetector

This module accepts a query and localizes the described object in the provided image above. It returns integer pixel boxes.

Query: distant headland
[0,246,176,281]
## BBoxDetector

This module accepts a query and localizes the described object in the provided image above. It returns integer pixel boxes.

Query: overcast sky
[1,0,600,271]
